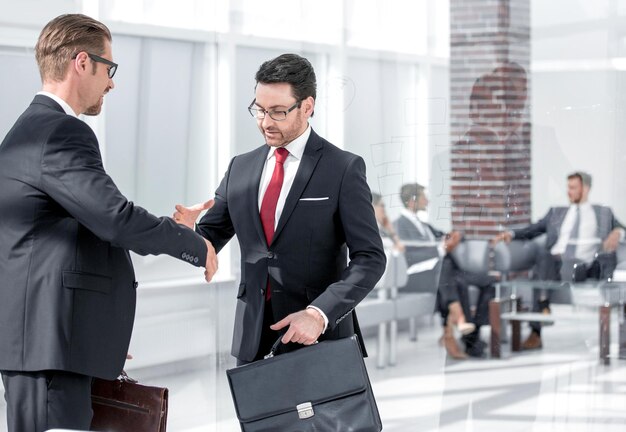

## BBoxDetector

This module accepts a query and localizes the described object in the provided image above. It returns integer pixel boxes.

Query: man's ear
[302,96,315,117]
[73,51,89,75]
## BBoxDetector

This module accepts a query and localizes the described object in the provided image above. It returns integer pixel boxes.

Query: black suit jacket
[196,129,385,362]
[0,95,207,379]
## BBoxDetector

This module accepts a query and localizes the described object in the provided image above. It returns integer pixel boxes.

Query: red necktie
[260,147,289,245]
[260,147,289,299]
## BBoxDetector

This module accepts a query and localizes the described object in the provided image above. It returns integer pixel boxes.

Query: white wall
[531,0,626,222]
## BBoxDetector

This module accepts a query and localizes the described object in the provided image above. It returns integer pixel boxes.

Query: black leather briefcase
[226,335,382,432]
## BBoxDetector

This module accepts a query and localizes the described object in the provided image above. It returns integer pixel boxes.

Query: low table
[489,280,626,363]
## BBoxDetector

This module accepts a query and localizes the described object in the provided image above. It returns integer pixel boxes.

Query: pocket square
[299,197,329,201]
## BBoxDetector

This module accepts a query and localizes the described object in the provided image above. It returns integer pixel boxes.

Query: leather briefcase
[227,335,382,432]
[91,371,168,431]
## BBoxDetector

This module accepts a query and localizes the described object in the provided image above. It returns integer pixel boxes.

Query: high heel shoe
[457,322,476,336]
[447,301,476,336]
[443,325,468,359]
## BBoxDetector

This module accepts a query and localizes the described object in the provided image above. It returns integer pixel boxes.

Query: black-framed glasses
[248,99,301,121]
[73,52,118,79]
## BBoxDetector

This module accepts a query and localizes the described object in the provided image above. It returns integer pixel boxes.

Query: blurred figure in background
[395,183,495,359]
[492,171,624,350]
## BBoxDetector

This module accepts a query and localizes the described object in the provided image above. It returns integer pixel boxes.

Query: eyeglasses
[248,99,301,121]
[73,52,118,79]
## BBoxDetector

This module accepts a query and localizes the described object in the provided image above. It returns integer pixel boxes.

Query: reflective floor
[1,304,625,431]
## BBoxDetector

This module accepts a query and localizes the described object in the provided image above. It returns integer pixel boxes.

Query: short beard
[83,103,102,116]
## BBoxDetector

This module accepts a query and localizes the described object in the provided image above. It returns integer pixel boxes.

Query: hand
[203,238,218,282]
[491,231,513,245]
[603,229,622,252]
[444,231,462,252]
[126,354,133,360]
[270,309,325,345]
[173,200,214,229]
[393,239,406,253]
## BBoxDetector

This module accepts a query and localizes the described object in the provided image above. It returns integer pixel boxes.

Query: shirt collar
[37,91,79,117]
[265,125,311,161]
[401,208,421,222]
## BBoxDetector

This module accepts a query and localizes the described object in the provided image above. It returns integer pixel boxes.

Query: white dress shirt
[551,203,599,263]
[257,126,328,331]
[37,91,78,117]
[257,126,311,226]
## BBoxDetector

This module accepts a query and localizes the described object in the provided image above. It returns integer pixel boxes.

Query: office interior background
[1,0,625,431]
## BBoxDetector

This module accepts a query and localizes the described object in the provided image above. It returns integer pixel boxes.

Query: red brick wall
[450,0,531,238]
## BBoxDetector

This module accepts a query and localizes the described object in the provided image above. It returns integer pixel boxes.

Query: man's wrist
[306,306,328,333]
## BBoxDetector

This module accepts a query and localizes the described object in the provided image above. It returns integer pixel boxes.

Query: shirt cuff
[437,242,446,257]
[306,306,328,333]
[618,227,625,242]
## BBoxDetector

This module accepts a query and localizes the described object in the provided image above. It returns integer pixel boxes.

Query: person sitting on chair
[492,171,625,350]
[372,193,405,252]
[395,183,495,359]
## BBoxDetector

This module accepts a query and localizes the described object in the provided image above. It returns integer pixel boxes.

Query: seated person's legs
[457,273,496,358]
[524,249,561,350]
[438,256,474,359]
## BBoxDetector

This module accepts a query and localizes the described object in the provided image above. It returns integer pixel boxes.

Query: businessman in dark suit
[395,183,495,358]
[174,54,385,364]
[0,14,217,432]
[493,171,625,349]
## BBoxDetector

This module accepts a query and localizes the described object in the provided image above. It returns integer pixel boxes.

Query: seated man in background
[395,183,495,359]
[492,171,625,350]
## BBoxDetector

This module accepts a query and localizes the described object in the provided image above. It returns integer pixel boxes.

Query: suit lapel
[272,132,323,244]
[248,146,271,246]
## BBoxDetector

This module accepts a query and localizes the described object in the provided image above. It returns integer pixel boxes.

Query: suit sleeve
[39,117,207,266]
[195,158,236,253]
[309,156,386,330]
[512,209,552,240]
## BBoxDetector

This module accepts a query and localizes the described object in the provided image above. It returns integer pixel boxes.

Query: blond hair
[35,14,111,82]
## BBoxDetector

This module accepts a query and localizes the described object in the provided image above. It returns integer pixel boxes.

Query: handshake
[172,199,217,283]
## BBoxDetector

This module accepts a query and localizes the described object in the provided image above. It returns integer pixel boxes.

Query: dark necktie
[259,147,289,299]
[563,206,580,260]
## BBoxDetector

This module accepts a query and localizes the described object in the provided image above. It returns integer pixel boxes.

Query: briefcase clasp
[296,402,314,419]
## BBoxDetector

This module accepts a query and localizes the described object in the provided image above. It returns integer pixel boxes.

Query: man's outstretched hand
[173,200,213,229]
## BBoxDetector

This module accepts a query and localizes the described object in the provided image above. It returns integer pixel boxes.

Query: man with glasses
[174,53,385,364]
[0,14,217,431]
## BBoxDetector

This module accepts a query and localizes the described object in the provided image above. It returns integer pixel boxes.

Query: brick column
[450,0,531,238]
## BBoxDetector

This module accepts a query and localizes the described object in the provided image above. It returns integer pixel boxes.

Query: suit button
[260,288,265,295]
[194,257,199,264]
[182,252,188,259]
[133,281,139,289]
[267,251,274,259]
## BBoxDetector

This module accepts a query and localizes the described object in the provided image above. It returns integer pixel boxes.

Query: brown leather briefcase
[90,371,168,431]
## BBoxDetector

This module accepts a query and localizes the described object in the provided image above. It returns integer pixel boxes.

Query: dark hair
[400,183,425,208]
[255,53,317,104]
[568,171,592,188]
[35,14,111,82]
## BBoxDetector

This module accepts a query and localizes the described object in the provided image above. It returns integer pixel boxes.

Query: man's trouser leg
[1,370,92,432]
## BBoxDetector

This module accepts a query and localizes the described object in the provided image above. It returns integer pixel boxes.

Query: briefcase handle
[264,337,284,359]
[264,336,320,360]
[118,370,138,384]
